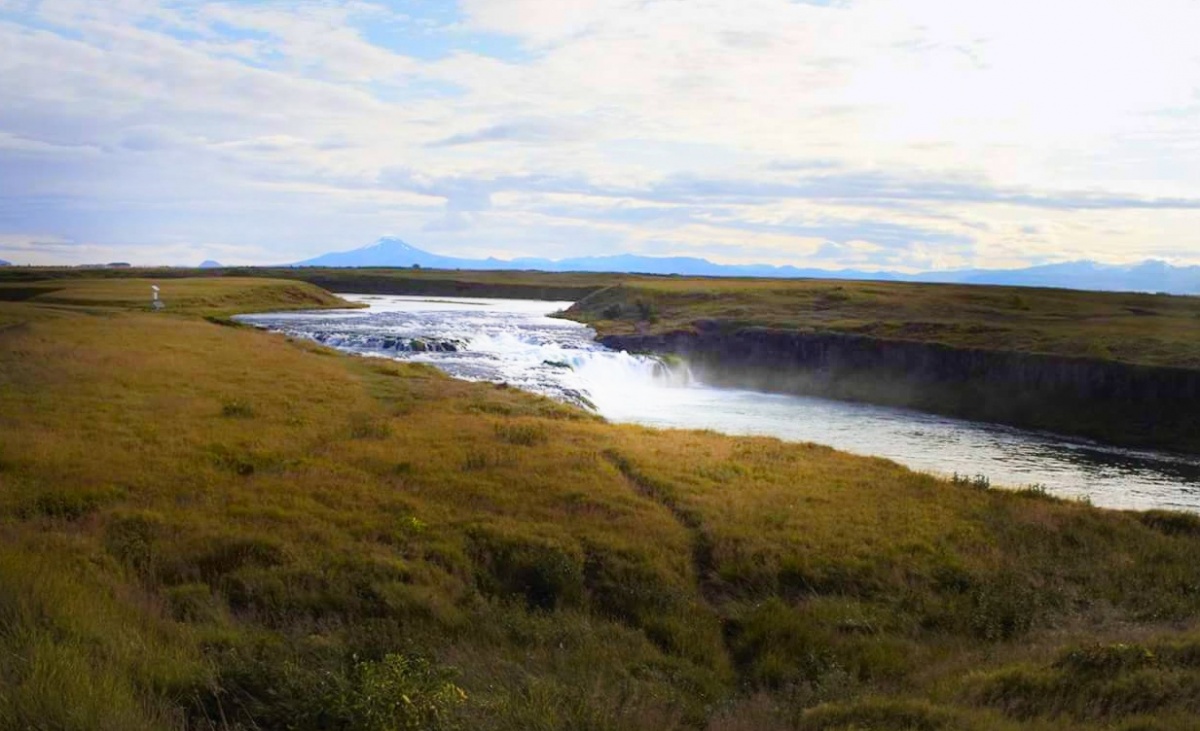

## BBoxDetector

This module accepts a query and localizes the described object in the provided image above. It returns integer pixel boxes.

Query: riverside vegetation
[2,277,1200,730]
[9,266,1200,368]
[12,267,1200,451]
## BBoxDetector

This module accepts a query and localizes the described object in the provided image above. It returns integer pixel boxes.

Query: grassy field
[566,278,1200,369]
[2,276,1200,730]
[0,266,619,302]
[0,276,352,319]
[7,265,1200,368]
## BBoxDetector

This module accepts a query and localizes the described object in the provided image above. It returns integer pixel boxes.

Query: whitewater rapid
[236,295,693,414]
[238,295,1200,513]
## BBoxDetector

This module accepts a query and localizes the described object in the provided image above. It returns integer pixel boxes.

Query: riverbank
[566,280,1200,453]
[12,266,1197,451]
[240,293,1200,512]
[3,276,1200,730]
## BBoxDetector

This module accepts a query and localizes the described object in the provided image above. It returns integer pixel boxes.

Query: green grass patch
[0,277,1198,729]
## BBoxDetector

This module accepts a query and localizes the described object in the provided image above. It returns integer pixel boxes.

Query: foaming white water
[564,348,692,413]
[238,294,1200,513]
[238,295,690,409]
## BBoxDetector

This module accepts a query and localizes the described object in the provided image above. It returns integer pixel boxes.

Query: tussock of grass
[1137,510,1200,538]
[1,277,1199,729]
[968,636,1200,723]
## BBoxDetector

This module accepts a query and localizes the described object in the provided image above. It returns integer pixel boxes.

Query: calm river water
[238,295,1200,513]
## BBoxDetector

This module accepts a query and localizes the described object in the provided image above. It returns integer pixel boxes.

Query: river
[237,294,1200,513]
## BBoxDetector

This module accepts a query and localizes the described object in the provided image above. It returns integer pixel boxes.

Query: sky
[2,0,1200,269]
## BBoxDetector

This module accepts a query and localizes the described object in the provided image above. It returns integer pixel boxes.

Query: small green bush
[207,646,465,731]
[332,653,467,731]
[1013,483,1060,502]
[951,473,991,490]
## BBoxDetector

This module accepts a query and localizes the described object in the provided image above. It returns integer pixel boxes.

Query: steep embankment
[566,281,1200,452]
[5,277,1200,730]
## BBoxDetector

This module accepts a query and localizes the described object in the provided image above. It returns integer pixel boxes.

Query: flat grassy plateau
[9,267,1199,367]
[564,278,1200,369]
[1,277,1200,730]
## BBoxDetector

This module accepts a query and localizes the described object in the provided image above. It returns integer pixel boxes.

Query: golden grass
[10,266,1200,368]
[0,276,353,317]
[567,278,1200,369]
[1,277,1199,730]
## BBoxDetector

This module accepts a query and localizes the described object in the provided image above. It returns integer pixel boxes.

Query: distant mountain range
[0,259,10,267]
[199,259,223,268]
[295,237,1200,295]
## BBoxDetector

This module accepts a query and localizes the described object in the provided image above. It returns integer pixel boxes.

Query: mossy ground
[1,278,1199,730]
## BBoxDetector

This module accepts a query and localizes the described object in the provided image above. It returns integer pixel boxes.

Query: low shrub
[333,653,467,731]
[951,473,991,490]
[206,644,465,731]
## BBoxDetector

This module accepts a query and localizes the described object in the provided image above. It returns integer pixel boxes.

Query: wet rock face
[601,329,1200,453]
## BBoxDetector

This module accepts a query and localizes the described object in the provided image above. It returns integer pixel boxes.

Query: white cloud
[1,0,1199,267]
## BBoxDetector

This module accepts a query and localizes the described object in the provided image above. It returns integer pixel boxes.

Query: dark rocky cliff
[600,326,1200,453]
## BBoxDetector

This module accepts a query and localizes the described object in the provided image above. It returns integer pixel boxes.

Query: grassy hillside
[2,277,1200,730]
[0,276,352,318]
[0,266,618,302]
[8,266,1200,368]
[566,279,1200,369]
